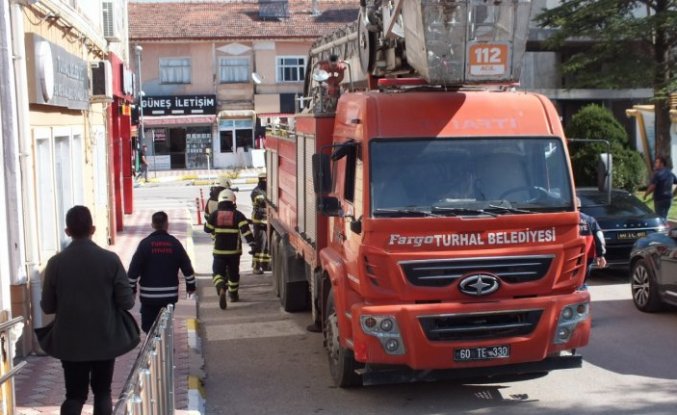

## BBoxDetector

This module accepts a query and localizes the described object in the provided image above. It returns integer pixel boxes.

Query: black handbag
[34,320,55,354]
[113,309,141,356]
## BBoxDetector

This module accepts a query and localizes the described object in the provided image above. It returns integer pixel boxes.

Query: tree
[566,104,647,191]
[535,0,676,164]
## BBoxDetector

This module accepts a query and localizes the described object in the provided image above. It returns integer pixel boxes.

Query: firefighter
[250,172,271,274]
[204,177,238,223]
[204,189,255,309]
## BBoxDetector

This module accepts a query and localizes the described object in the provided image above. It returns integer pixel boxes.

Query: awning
[217,110,256,121]
[142,115,216,127]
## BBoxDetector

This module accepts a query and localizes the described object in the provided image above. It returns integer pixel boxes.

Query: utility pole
[135,45,144,174]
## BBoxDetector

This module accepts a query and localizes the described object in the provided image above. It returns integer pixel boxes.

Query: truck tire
[280,242,310,312]
[324,289,363,387]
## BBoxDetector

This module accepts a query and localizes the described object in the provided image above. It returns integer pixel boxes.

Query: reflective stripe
[139,293,178,299]
[205,223,215,230]
[241,231,252,237]
[140,285,179,291]
[215,228,239,234]
[213,274,225,285]
[185,275,196,283]
[251,219,267,224]
[238,220,249,227]
[213,249,241,255]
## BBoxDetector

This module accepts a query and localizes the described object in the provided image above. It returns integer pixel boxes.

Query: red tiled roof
[129,1,360,41]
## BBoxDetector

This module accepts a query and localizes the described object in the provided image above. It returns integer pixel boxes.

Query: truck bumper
[348,290,590,373]
[360,354,582,386]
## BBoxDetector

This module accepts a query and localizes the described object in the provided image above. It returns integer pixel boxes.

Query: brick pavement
[14,207,197,414]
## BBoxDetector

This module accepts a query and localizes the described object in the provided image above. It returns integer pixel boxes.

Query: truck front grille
[418,309,543,342]
[400,255,553,287]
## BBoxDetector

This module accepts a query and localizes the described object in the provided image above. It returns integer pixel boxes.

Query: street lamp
[134,45,145,175]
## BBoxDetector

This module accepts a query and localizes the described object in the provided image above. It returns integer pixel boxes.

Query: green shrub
[566,104,647,192]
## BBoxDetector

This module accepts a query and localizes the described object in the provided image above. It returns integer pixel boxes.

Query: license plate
[617,231,648,240]
[454,345,510,361]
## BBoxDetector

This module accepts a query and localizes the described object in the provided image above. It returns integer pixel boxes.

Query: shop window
[276,56,305,82]
[219,57,249,83]
[160,57,191,84]
[220,130,234,153]
[150,128,170,154]
[235,129,253,151]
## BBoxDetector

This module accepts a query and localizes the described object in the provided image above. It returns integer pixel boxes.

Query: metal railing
[113,305,175,415]
[0,316,26,415]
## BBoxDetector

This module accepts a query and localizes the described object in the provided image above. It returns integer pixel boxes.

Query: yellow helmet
[218,189,236,203]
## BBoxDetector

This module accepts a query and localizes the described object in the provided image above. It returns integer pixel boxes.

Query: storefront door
[169,128,187,169]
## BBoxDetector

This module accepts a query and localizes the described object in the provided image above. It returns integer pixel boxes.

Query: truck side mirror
[312,153,332,194]
[597,153,612,192]
[317,196,341,216]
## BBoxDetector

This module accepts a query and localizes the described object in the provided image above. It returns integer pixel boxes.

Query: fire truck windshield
[370,137,574,217]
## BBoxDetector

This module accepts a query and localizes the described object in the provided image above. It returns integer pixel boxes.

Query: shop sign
[27,34,90,110]
[141,95,216,116]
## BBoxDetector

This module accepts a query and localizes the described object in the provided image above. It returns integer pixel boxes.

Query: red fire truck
[264,0,591,387]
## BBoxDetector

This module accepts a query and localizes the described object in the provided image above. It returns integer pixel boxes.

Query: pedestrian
[579,210,607,278]
[135,144,149,182]
[40,205,137,415]
[204,176,237,223]
[643,155,677,220]
[250,172,271,274]
[204,189,256,309]
[128,211,196,333]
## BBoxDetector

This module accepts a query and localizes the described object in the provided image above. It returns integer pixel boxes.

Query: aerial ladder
[304,0,533,113]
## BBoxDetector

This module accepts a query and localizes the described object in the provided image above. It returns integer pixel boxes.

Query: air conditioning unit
[91,61,113,102]
[102,0,122,42]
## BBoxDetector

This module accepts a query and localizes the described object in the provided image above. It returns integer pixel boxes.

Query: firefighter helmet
[258,172,267,180]
[218,189,236,203]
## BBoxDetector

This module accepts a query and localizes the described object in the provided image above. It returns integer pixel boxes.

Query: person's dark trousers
[140,302,172,333]
[60,359,115,415]
[654,198,671,220]
[213,255,241,293]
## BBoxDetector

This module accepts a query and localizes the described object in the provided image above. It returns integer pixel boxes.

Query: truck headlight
[553,302,589,344]
[360,315,405,355]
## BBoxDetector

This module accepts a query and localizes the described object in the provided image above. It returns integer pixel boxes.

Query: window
[277,56,305,82]
[160,57,191,84]
[219,119,253,153]
[219,57,249,83]
[220,131,234,153]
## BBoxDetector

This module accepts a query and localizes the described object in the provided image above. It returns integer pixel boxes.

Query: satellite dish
[251,73,263,85]
[313,69,330,82]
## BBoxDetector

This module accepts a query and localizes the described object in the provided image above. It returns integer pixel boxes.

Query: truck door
[333,142,363,280]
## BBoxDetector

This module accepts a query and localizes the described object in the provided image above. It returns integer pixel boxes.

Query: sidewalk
[138,168,263,186]
[14,207,204,415]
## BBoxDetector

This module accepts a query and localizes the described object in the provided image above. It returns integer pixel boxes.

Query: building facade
[0,0,132,377]
[128,0,359,170]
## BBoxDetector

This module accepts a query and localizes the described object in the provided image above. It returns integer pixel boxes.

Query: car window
[578,191,654,218]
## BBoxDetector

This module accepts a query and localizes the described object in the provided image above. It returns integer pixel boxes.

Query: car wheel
[630,259,664,312]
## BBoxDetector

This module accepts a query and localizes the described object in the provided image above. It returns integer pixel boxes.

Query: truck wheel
[324,290,362,387]
[280,252,310,312]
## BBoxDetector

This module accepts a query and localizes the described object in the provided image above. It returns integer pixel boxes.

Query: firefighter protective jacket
[128,230,196,306]
[250,185,267,224]
[204,201,254,255]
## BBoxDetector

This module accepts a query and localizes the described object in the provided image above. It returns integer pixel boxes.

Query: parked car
[629,230,677,311]
[577,188,669,268]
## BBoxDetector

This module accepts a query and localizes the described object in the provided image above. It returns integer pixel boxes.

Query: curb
[186,320,206,414]
[184,215,206,415]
